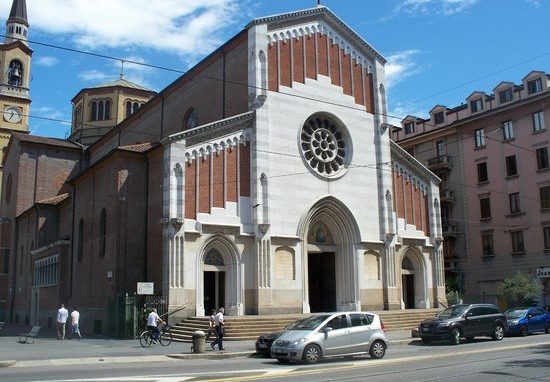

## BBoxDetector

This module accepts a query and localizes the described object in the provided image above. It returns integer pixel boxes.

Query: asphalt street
[0,333,549,382]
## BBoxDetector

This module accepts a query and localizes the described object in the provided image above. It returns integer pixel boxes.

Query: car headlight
[436,322,450,328]
[289,338,308,347]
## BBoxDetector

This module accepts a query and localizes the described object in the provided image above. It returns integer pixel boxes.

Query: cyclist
[147,308,164,343]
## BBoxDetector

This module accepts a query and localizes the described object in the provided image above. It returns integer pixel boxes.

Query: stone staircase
[171,309,440,342]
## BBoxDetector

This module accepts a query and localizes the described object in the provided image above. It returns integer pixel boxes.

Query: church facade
[2,6,445,331]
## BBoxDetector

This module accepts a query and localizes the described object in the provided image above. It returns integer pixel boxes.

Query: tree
[499,271,542,307]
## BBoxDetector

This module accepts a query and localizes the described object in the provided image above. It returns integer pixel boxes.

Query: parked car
[504,307,550,336]
[270,312,388,364]
[255,318,308,356]
[418,304,506,345]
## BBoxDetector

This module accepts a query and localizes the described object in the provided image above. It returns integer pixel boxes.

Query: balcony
[440,189,455,204]
[442,223,457,238]
[427,155,452,171]
[0,83,29,99]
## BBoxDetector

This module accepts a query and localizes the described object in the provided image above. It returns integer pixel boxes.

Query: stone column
[432,239,446,307]
[383,234,400,310]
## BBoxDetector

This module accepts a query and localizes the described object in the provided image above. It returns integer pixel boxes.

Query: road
[1,334,549,382]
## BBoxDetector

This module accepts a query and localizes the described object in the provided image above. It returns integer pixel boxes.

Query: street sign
[536,268,550,278]
[137,282,154,295]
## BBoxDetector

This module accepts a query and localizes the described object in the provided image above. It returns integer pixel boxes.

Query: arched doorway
[299,197,361,313]
[401,257,415,309]
[195,235,243,316]
[400,248,428,309]
[203,249,226,314]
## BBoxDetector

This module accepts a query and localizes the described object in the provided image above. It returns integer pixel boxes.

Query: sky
[0,0,548,138]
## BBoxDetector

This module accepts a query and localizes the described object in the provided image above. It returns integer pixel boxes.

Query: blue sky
[1,0,548,138]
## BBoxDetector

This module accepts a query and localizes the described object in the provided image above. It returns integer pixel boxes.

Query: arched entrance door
[203,249,226,314]
[307,222,336,312]
[401,257,415,309]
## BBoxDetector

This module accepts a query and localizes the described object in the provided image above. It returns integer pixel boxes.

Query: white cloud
[382,0,478,20]
[0,0,246,58]
[525,0,540,7]
[33,106,66,120]
[35,56,59,67]
[385,50,421,88]
[78,69,111,83]
[387,101,430,122]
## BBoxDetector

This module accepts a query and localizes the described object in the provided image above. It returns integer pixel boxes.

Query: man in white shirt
[57,304,69,340]
[70,308,81,340]
[147,308,164,343]
[210,307,225,350]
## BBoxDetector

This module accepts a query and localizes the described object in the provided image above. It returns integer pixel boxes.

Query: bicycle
[139,324,172,347]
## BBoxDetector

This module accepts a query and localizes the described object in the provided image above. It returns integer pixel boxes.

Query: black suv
[419,304,507,345]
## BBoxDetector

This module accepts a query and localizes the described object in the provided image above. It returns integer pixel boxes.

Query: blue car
[504,307,550,336]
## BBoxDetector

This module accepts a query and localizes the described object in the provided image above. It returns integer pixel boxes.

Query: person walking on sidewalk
[70,308,82,340]
[206,308,217,341]
[210,307,225,350]
[57,304,69,340]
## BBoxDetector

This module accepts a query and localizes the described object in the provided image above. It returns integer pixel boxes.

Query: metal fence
[109,295,168,338]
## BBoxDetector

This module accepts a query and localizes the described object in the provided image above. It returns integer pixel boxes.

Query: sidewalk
[0,324,415,368]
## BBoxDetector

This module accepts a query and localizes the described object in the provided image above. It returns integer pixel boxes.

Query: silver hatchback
[270,312,388,364]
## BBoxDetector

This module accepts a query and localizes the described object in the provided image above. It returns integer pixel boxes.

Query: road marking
[203,340,550,382]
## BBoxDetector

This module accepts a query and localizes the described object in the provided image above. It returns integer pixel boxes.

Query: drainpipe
[143,156,149,281]
[69,184,76,300]
[9,218,18,323]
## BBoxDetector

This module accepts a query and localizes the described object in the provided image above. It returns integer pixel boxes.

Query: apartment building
[393,71,550,306]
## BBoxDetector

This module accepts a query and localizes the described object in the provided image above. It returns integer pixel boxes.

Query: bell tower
[0,0,32,187]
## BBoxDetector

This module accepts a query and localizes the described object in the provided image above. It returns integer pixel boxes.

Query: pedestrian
[210,307,225,351]
[206,308,216,341]
[56,304,69,340]
[70,307,82,340]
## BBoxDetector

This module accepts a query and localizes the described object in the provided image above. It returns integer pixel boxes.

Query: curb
[0,360,17,368]
[167,351,255,360]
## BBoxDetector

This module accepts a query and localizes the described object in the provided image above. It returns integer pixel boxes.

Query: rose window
[300,116,347,177]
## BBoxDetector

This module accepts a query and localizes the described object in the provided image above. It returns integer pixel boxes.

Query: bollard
[192,330,206,353]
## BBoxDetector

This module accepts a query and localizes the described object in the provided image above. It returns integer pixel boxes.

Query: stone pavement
[0,323,415,368]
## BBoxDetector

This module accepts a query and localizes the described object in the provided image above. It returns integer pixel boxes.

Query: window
[404,121,415,134]
[511,231,524,253]
[502,120,514,140]
[325,314,348,330]
[475,128,485,148]
[90,100,111,121]
[480,197,491,219]
[436,140,445,158]
[532,111,545,132]
[528,78,542,94]
[90,101,97,121]
[477,162,488,183]
[133,102,140,113]
[536,147,549,169]
[350,313,373,327]
[126,101,132,117]
[505,155,517,176]
[544,227,550,250]
[33,254,59,287]
[99,209,106,257]
[77,219,84,261]
[540,186,550,209]
[104,100,111,120]
[509,192,521,214]
[184,108,199,130]
[434,111,444,125]
[482,232,494,256]
[470,98,483,113]
[499,88,513,103]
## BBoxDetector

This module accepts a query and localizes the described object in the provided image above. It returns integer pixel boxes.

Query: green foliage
[499,271,542,307]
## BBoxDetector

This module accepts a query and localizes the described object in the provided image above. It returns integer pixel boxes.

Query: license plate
[258,343,267,349]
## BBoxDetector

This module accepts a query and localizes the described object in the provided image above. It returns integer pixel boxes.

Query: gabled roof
[118,142,158,153]
[37,193,70,206]
[429,105,448,113]
[522,70,545,81]
[493,81,514,90]
[12,132,82,150]
[466,91,486,100]
[247,6,386,64]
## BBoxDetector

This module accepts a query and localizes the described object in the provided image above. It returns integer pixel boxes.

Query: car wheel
[492,324,504,341]
[465,336,475,342]
[369,340,386,359]
[302,344,321,364]
[545,325,550,334]
[421,337,432,345]
[276,358,289,364]
[450,328,461,345]
[519,325,528,337]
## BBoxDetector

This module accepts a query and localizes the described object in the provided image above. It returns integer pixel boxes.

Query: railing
[427,155,452,169]
[442,223,457,237]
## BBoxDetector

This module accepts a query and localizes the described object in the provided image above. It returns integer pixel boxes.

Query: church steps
[170,309,440,343]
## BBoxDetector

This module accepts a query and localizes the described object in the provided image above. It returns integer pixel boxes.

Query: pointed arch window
[77,219,84,261]
[90,101,98,121]
[184,108,199,130]
[8,60,23,87]
[99,209,107,257]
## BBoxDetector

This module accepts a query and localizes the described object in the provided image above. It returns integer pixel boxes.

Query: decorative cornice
[184,129,252,162]
[247,6,386,64]
[162,111,255,146]
[390,140,441,185]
